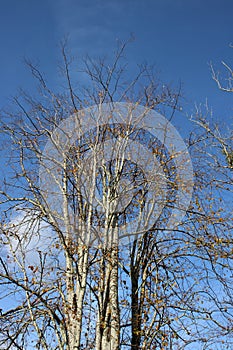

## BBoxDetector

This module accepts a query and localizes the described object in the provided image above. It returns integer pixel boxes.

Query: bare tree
[0,41,233,350]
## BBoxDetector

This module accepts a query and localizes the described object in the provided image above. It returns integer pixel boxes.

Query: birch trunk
[96,246,120,350]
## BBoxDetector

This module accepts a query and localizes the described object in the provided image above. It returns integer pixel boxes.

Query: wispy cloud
[4,209,58,266]
[49,0,131,56]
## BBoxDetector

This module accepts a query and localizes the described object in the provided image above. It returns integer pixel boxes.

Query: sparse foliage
[0,41,232,350]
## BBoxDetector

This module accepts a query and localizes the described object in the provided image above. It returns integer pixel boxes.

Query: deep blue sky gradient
[0,0,232,124]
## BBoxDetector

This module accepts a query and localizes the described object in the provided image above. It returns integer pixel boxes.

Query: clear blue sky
[0,0,232,122]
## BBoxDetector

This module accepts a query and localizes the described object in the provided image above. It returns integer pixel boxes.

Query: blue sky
[0,2,232,346]
[0,0,232,124]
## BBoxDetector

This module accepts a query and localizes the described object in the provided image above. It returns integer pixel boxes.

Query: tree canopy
[0,42,232,350]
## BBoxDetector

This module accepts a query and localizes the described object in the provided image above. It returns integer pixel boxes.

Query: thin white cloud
[48,0,129,56]
[5,209,58,266]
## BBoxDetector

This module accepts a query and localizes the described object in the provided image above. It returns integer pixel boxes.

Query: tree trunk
[96,244,120,350]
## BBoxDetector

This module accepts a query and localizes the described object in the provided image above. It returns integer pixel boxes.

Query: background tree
[0,41,232,350]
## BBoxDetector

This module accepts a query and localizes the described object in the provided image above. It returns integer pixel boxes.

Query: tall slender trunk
[130,238,142,350]
[96,245,120,350]
[65,246,89,349]
[131,265,141,350]
[63,158,90,349]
